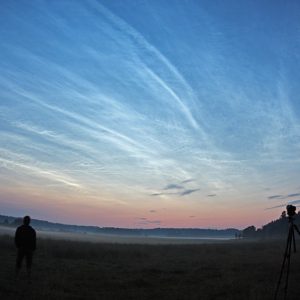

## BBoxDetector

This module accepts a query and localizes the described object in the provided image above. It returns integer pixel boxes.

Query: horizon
[1,1,300,229]
[0,212,244,230]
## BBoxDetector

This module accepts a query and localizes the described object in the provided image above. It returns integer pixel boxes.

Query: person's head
[23,215,31,226]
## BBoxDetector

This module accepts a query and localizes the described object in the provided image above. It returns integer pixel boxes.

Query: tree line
[242,211,300,239]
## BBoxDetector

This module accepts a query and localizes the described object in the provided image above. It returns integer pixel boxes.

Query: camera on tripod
[275,204,300,299]
[286,205,296,217]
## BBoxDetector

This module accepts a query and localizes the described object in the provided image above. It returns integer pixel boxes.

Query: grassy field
[0,234,300,300]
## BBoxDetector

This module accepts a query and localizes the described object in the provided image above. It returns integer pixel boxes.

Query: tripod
[274,216,300,300]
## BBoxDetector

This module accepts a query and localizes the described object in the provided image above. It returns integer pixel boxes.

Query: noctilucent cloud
[1,0,300,229]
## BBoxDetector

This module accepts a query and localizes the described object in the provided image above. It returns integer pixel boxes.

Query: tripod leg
[283,228,293,300]
[292,226,296,253]
[274,227,292,300]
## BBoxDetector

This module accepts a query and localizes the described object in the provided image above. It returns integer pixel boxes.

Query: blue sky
[0,0,300,228]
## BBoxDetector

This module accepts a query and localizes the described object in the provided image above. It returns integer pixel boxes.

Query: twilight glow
[1,0,300,229]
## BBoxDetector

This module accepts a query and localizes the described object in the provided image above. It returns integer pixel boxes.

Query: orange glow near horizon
[0,185,286,230]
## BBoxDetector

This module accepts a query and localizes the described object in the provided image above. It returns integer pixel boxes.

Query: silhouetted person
[15,216,36,280]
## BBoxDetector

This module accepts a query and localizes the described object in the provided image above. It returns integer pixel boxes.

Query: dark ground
[0,234,300,300]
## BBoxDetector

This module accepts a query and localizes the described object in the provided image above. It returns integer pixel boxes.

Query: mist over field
[0,213,238,245]
[0,225,234,245]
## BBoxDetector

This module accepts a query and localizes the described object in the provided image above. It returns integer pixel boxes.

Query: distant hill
[2,211,300,240]
[0,214,239,238]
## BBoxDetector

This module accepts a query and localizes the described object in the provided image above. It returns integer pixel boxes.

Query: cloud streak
[180,189,200,196]
[164,184,184,190]
[265,200,300,210]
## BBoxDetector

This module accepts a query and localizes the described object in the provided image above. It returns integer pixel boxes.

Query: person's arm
[33,229,36,251]
[14,228,20,248]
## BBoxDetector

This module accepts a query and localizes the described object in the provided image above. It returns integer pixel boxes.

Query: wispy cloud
[268,193,300,200]
[287,193,300,198]
[268,195,283,200]
[180,189,200,196]
[0,155,81,189]
[290,200,300,206]
[151,181,200,198]
[181,179,194,184]
[265,200,300,210]
[89,1,205,132]
[164,184,184,190]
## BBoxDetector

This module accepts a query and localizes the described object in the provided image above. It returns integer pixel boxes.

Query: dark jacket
[15,225,36,251]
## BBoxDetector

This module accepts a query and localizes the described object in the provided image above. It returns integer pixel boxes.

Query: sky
[0,0,300,229]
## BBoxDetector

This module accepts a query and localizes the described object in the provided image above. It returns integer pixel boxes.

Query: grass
[0,234,300,300]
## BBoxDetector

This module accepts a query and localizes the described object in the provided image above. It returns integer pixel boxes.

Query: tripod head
[287,205,296,217]
[285,205,300,236]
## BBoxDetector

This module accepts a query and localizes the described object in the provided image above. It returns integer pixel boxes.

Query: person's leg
[15,249,25,278]
[25,250,33,281]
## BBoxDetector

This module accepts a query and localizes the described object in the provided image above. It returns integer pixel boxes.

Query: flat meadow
[0,230,300,300]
